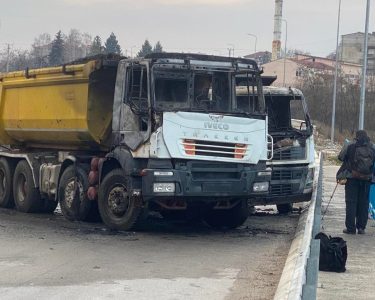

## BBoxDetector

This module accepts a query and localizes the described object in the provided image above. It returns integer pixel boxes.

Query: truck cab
[236,84,315,212]
[102,53,272,229]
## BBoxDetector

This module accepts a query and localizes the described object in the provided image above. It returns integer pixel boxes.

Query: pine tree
[49,30,65,66]
[90,36,103,56]
[153,41,163,53]
[104,32,122,55]
[137,39,153,57]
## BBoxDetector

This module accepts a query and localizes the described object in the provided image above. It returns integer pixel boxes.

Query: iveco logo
[209,114,224,121]
[204,122,230,130]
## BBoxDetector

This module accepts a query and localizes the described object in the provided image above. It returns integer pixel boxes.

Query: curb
[273,153,322,300]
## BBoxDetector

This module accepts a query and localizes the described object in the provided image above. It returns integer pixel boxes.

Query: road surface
[0,206,299,300]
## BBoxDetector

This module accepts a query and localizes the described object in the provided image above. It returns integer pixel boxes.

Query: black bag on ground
[315,232,347,273]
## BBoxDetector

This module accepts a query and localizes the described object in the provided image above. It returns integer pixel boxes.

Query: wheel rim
[64,178,84,208]
[0,169,5,198]
[107,184,129,218]
[16,173,27,203]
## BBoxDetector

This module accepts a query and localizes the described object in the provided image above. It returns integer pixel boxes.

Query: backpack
[348,143,374,179]
[315,232,347,273]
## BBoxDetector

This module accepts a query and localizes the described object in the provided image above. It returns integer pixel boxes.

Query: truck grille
[271,184,292,195]
[272,169,304,181]
[182,139,247,159]
[273,146,305,161]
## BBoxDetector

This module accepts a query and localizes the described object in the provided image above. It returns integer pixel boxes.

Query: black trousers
[345,178,370,232]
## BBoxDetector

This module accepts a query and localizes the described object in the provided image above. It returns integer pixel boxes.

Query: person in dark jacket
[338,130,375,234]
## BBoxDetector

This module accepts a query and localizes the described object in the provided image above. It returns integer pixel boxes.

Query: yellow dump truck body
[0,59,118,151]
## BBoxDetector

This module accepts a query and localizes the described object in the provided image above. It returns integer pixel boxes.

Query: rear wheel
[13,160,42,213]
[58,165,94,221]
[98,169,143,231]
[0,158,15,208]
[277,203,293,214]
[203,200,248,229]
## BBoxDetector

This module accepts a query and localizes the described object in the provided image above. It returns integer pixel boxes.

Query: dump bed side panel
[0,61,116,151]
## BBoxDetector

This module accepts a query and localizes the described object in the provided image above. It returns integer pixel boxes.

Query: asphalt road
[0,206,299,300]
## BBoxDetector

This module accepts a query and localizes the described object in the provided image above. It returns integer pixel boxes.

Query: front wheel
[203,200,249,229]
[98,169,143,231]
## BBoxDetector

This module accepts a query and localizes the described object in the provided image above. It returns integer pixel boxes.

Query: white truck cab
[236,77,315,213]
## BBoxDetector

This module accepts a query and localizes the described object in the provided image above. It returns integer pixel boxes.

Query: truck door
[118,62,151,150]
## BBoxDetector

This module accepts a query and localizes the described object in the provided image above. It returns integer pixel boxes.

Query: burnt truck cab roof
[138,52,266,116]
[145,52,261,71]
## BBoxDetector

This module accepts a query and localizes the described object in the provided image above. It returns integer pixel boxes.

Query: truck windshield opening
[193,73,230,112]
[154,70,231,113]
[154,71,189,110]
[153,69,264,115]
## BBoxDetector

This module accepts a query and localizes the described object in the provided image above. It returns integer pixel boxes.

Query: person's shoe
[343,229,356,234]
[357,228,366,234]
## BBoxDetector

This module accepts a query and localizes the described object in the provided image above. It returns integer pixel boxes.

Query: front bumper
[250,165,313,205]
[141,160,270,201]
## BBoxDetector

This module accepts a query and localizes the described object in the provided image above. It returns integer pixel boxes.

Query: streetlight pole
[247,33,257,53]
[331,0,342,143]
[282,19,288,87]
[359,0,371,130]
[227,44,235,57]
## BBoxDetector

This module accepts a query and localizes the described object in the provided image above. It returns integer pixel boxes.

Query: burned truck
[0,53,272,230]
[236,81,315,213]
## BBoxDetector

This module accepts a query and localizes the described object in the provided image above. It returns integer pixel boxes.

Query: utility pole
[227,44,235,57]
[331,0,342,143]
[247,33,257,53]
[359,0,371,130]
[282,19,288,87]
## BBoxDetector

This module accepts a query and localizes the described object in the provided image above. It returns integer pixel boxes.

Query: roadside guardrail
[273,152,323,300]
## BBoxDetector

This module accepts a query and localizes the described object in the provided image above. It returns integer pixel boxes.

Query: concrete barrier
[273,153,322,300]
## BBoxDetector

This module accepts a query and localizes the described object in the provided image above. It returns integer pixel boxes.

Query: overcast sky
[0,0,374,57]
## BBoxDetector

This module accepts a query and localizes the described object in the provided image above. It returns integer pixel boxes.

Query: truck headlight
[305,168,315,187]
[253,182,269,192]
[153,183,175,193]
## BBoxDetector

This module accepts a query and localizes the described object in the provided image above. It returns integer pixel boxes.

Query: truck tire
[58,165,93,221]
[13,160,42,213]
[98,169,143,231]
[0,158,15,208]
[203,200,248,229]
[277,203,293,214]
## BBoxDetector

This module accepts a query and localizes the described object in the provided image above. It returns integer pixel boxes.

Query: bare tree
[297,70,374,140]
[30,33,51,68]
[64,29,82,62]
